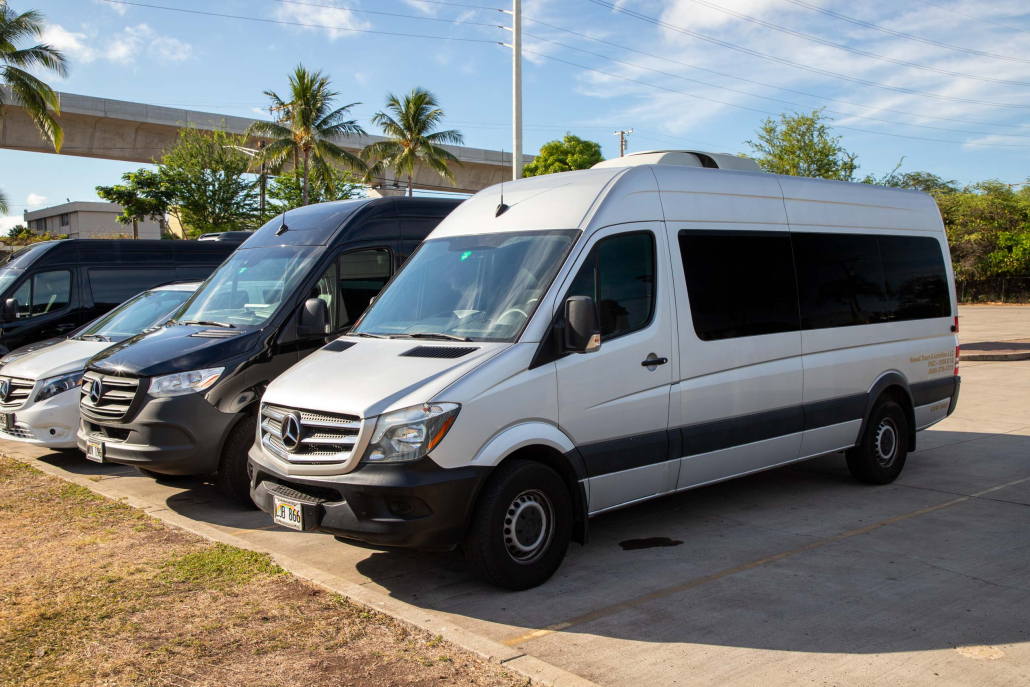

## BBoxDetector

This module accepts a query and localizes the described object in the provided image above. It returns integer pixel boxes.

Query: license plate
[85,440,105,463]
[273,495,304,531]
[1,414,12,431]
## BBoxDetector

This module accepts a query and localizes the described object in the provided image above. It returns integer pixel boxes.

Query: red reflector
[954,316,959,333]
[955,344,960,375]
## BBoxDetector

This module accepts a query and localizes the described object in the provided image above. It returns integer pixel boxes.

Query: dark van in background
[77,197,462,504]
[0,239,246,355]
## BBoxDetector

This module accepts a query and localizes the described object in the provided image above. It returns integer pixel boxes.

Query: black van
[77,197,462,504]
[0,239,244,355]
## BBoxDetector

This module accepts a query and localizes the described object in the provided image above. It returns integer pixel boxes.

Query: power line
[523,49,1030,148]
[97,0,501,43]
[397,0,504,11]
[523,31,1030,140]
[778,0,1029,61]
[521,14,1030,130]
[909,0,1030,36]
[586,0,1030,109]
[272,0,502,28]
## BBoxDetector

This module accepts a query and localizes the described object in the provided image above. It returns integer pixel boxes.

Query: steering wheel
[495,308,528,327]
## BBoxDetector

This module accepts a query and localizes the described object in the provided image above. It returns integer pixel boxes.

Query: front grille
[80,372,141,422]
[260,403,361,465]
[0,376,35,411]
[263,479,341,503]
[0,423,33,440]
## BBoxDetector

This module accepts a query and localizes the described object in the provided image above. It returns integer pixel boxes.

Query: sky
[1,0,1028,232]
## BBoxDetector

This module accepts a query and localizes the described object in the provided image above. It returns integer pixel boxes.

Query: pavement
[959,305,1030,360]
[3,307,1029,686]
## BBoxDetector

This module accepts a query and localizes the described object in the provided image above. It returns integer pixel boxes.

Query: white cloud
[0,216,24,234]
[43,23,193,67]
[26,193,48,206]
[272,1,371,41]
[93,0,128,15]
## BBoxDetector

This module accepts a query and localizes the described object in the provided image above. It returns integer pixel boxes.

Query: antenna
[275,209,289,235]
[496,149,510,217]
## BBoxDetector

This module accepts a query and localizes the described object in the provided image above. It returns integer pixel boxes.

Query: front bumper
[249,443,491,551]
[76,392,241,475]
[0,387,80,449]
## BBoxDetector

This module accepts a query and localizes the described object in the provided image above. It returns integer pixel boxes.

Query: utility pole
[502,0,523,180]
[614,129,633,157]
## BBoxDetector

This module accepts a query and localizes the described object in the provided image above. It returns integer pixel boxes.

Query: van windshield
[354,230,579,343]
[172,246,320,329]
[75,288,195,343]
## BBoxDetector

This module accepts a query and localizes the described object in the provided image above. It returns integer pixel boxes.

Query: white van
[248,151,960,590]
[0,282,200,449]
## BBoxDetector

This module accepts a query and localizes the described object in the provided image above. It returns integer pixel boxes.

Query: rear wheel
[217,415,258,508]
[464,460,572,591]
[846,399,909,485]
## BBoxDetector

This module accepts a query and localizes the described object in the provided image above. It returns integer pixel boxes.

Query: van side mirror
[564,296,600,353]
[297,298,329,338]
[1,298,18,323]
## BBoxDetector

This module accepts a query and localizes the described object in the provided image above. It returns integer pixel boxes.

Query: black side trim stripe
[680,405,804,458]
[803,393,867,431]
[911,377,957,406]
[579,430,669,478]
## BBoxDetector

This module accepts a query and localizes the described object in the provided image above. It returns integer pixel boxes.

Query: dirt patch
[0,457,526,686]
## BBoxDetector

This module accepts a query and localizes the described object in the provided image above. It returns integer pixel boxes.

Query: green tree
[0,2,66,152]
[6,222,26,238]
[248,65,366,206]
[745,109,859,181]
[937,180,1030,282]
[159,124,259,236]
[522,133,604,177]
[95,169,174,239]
[0,188,7,214]
[361,87,463,196]
[266,166,363,216]
[862,159,958,195]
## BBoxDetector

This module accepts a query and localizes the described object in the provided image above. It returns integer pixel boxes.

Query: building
[23,201,164,239]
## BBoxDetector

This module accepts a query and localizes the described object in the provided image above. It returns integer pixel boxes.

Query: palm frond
[359,140,402,163]
[4,66,62,150]
[245,120,293,140]
[421,141,462,165]
[314,139,366,172]
[422,153,456,184]
[318,119,366,141]
[0,187,8,214]
[424,128,465,146]
[2,44,68,76]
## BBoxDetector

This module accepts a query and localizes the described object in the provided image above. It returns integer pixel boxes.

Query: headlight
[148,367,224,397]
[35,370,84,402]
[362,403,460,463]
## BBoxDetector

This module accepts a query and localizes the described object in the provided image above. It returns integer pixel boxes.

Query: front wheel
[846,399,909,485]
[217,415,258,508]
[464,460,572,591]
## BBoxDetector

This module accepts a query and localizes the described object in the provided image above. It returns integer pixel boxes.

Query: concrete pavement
[2,346,1028,685]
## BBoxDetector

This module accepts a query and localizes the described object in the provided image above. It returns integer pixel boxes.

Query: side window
[30,270,71,316]
[11,279,31,319]
[88,268,176,310]
[792,233,886,330]
[310,262,339,332]
[679,231,800,341]
[879,235,951,320]
[567,232,656,340]
[338,249,391,329]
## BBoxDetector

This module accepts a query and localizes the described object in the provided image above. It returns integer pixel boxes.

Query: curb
[7,450,597,687]
[962,351,1030,362]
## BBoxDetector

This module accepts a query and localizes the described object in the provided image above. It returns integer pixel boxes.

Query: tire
[216,415,258,508]
[846,399,909,485]
[464,459,572,591]
[135,466,188,481]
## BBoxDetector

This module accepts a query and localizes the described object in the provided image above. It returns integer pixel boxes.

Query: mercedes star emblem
[89,378,102,405]
[281,413,302,452]
[0,379,9,403]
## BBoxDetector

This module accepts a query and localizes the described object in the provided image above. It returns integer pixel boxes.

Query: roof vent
[400,346,478,359]
[593,150,761,172]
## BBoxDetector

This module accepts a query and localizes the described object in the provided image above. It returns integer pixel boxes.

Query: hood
[87,324,261,378]
[0,336,67,366]
[0,338,110,380]
[263,337,509,419]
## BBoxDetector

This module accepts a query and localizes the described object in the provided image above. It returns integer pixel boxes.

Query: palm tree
[1,2,67,152]
[247,65,366,206]
[361,88,464,197]
[0,187,8,214]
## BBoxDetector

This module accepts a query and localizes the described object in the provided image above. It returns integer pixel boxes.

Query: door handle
[641,357,668,367]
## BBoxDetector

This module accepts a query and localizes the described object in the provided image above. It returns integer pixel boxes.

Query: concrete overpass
[0,90,532,195]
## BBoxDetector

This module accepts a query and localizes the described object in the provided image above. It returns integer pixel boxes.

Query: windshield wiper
[179,320,236,328]
[354,332,390,339]
[401,332,473,342]
[78,334,110,342]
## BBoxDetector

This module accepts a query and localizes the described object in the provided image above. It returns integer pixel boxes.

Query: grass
[0,456,523,686]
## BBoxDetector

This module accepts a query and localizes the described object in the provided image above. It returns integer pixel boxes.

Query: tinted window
[32,270,71,315]
[792,233,886,330]
[568,232,655,340]
[78,288,194,342]
[11,279,31,318]
[879,236,951,320]
[679,231,800,341]
[338,249,390,328]
[88,268,177,309]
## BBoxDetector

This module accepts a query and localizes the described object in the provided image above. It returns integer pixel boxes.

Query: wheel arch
[863,371,917,451]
